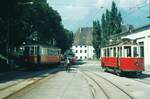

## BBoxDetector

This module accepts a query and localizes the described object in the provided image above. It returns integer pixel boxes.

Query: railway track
[132,78,150,85]
[81,71,110,99]
[0,68,60,99]
[81,71,134,99]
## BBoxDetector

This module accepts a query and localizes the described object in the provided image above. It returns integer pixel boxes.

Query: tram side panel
[101,57,118,68]
[119,58,144,71]
[40,55,60,64]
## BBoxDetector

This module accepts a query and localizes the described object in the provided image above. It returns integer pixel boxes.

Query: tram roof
[21,44,60,49]
[102,41,143,48]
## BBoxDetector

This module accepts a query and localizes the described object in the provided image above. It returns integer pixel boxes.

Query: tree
[0,0,73,57]
[92,20,102,58]
[56,29,74,53]
[100,1,122,47]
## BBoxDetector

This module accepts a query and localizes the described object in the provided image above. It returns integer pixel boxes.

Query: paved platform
[19,70,93,99]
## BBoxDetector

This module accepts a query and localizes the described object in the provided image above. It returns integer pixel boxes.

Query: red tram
[100,40,144,75]
[19,44,61,68]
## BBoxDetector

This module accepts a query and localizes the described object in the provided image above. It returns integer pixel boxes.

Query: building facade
[121,24,150,71]
[71,27,95,60]
[72,45,94,60]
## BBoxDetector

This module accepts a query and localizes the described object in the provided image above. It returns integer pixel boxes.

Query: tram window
[24,47,29,56]
[41,48,45,55]
[45,49,48,55]
[37,47,40,55]
[113,47,116,57]
[35,47,38,55]
[30,47,34,56]
[140,46,144,57]
[120,47,122,57]
[48,49,51,55]
[133,47,138,57]
[107,48,109,57]
[124,46,131,57]
[110,48,113,57]
[104,49,106,57]
[48,49,55,55]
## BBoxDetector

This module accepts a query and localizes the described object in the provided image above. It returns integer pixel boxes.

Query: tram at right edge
[100,39,144,76]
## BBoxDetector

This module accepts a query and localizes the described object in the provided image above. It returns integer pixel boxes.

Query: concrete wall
[72,45,95,60]
[122,29,150,71]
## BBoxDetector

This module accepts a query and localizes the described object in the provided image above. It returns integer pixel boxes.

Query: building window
[85,50,87,53]
[80,56,82,59]
[76,50,78,53]
[75,46,78,48]
[80,46,82,48]
[84,46,87,47]
[80,50,82,53]
[85,56,87,59]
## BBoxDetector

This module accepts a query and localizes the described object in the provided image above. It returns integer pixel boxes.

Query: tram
[100,39,144,75]
[19,44,61,68]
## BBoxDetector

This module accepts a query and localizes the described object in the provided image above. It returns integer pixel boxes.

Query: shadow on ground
[0,65,64,83]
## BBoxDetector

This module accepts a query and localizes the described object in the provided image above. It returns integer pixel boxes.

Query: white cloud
[47,0,148,31]
[55,6,90,21]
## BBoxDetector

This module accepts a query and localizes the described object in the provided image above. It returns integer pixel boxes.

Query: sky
[47,0,150,32]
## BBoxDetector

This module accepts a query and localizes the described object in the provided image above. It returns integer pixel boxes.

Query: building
[71,27,95,60]
[121,24,150,71]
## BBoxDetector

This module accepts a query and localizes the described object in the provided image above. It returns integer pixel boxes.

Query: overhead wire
[81,7,104,27]
[123,1,148,18]
[123,1,148,26]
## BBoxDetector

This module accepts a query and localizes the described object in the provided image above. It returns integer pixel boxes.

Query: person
[65,57,71,72]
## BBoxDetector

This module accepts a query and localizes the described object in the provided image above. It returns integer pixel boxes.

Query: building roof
[73,27,93,46]
[110,23,150,39]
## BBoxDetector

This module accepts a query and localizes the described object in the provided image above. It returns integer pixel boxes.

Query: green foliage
[92,1,123,58]
[0,0,74,56]
[56,29,74,53]
[100,1,122,47]
[92,20,101,58]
